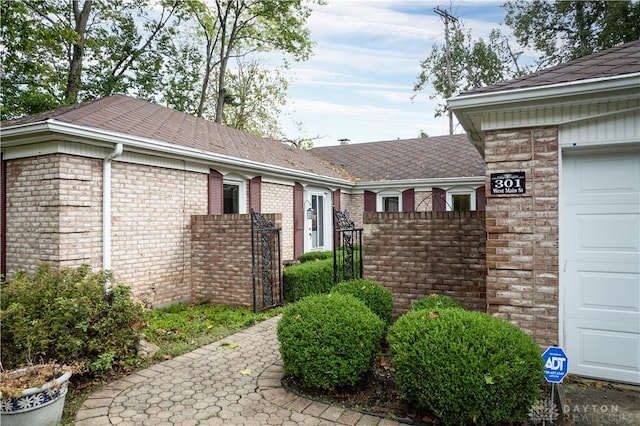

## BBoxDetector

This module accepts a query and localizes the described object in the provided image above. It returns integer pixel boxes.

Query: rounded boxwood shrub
[410,293,462,311]
[330,279,393,326]
[277,293,385,391]
[387,308,543,425]
[1,264,145,372]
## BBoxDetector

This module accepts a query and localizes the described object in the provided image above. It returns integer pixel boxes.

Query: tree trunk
[64,0,92,104]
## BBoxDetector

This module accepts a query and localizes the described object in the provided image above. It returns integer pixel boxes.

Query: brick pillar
[484,127,559,347]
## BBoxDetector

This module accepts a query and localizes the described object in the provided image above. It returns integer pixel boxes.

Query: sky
[278,0,513,147]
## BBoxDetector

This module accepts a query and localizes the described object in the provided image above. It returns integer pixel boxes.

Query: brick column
[484,127,559,347]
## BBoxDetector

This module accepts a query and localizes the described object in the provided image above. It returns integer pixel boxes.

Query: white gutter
[103,143,123,292]
[354,176,485,191]
[0,120,353,188]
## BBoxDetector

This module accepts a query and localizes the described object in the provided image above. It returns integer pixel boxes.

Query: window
[311,194,324,248]
[383,196,399,212]
[223,183,239,213]
[446,189,476,212]
[222,177,247,214]
[452,194,471,211]
[376,192,402,212]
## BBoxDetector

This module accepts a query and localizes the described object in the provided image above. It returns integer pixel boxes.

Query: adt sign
[542,346,568,383]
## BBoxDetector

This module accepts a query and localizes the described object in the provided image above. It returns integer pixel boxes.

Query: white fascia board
[448,73,640,110]
[354,176,485,191]
[1,119,353,188]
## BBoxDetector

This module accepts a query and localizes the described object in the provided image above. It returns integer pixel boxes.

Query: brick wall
[363,211,486,317]
[110,161,207,307]
[4,154,103,276]
[340,192,364,229]
[191,213,281,308]
[484,127,559,346]
[414,190,433,212]
[261,182,294,261]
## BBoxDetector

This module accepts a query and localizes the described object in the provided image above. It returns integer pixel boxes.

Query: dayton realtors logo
[527,400,636,424]
[560,403,638,424]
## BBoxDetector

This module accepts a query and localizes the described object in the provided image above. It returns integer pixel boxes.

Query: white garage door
[563,147,640,384]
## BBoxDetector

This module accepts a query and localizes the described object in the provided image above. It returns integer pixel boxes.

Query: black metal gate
[251,210,282,312]
[333,208,363,284]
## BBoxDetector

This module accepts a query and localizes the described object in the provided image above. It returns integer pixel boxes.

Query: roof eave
[449,72,640,110]
[448,72,640,151]
[0,119,353,187]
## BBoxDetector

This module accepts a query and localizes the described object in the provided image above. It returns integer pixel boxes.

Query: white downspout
[103,143,123,292]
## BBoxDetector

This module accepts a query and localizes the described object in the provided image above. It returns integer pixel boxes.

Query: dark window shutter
[402,188,415,212]
[332,189,341,212]
[364,190,376,212]
[208,169,223,214]
[432,187,446,212]
[293,183,304,259]
[475,185,486,211]
[249,176,262,212]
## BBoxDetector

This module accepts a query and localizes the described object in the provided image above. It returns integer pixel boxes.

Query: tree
[181,0,315,123]
[504,0,640,67]
[221,58,289,139]
[413,22,526,126]
[1,0,183,119]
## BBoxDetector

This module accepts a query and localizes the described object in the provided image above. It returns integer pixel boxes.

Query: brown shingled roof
[463,39,640,95]
[310,135,485,182]
[2,94,346,180]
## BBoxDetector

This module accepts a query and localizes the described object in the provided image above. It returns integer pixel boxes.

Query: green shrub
[330,279,393,326]
[0,264,145,372]
[297,250,333,263]
[277,293,385,391]
[283,258,333,303]
[411,293,462,311]
[387,308,543,425]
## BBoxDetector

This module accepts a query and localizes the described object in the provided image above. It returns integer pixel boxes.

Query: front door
[562,147,640,384]
[305,191,330,252]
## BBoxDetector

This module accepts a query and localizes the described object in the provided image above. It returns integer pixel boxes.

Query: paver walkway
[76,316,404,425]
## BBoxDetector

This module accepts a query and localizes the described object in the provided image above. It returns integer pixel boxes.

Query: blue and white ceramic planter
[0,367,72,426]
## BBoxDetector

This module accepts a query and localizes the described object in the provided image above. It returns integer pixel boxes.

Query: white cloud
[281,0,508,145]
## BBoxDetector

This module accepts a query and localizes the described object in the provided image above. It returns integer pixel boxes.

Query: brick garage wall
[261,182,294,261]
[110,161,208,307]
[484,127,559,347]
[191,213,281,307]
[3,154,103,276]
[363,211,486,317]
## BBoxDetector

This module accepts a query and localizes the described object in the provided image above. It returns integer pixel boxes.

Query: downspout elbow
[107,143,123,160]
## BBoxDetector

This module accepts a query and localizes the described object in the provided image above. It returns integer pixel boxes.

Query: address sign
[490,172,526,195]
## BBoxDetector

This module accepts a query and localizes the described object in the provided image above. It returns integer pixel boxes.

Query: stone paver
[76,316,404,425]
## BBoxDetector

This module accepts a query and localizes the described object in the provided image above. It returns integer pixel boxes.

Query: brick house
[0,95,484,306]
[449,39,640,384]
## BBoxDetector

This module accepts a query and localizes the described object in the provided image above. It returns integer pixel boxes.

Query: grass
[60,303,282,425]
